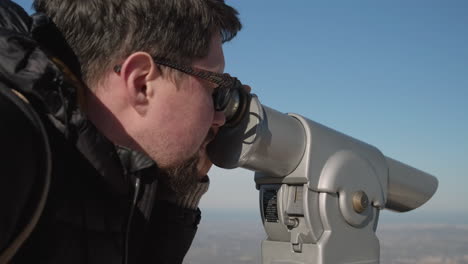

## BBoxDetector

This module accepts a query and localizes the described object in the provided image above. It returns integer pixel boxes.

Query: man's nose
[212,110,226,128]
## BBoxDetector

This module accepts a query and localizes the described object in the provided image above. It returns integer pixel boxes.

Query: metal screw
[286,218,299,228]
[352,191,369,214]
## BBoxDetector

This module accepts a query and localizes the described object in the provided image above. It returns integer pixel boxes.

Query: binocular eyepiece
[219,81,252,127]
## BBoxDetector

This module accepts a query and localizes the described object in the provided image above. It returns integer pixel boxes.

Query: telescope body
[208,95,438,264]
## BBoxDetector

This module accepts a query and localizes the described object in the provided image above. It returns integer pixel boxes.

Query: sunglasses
[114,57,243,113]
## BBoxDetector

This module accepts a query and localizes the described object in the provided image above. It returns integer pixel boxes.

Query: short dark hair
[33,0,241,87]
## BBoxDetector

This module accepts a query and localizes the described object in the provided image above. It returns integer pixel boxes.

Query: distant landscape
[184,209,468,264]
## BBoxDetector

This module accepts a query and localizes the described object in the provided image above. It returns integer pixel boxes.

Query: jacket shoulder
[0,0,32,34]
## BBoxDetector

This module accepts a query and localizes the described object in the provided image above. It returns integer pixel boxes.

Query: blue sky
[15,1,468,222]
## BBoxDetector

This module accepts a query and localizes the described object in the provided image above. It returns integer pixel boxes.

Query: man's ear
[118,52,159,115]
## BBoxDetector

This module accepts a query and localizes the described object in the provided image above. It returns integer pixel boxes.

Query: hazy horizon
[185,208,468,264]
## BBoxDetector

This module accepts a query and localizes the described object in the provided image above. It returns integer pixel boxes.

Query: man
[0,0,243,263]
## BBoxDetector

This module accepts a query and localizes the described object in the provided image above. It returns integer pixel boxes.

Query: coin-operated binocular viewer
[208,93,438,264]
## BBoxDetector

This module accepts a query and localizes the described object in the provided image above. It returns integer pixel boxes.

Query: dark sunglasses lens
[213,87,231,111]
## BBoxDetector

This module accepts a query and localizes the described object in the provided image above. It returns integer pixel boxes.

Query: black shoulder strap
[0,88,52,263]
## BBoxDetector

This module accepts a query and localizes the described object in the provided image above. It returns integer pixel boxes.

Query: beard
[160,154,200,195]
[159,129,215,195]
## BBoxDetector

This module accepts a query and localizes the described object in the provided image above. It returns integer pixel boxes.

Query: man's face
[138,34,226,179]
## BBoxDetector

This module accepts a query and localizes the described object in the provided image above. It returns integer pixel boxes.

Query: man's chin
[159,130,214,194]
[159,153,200,195]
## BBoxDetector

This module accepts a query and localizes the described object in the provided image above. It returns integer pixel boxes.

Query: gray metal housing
[208,95,438,264]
